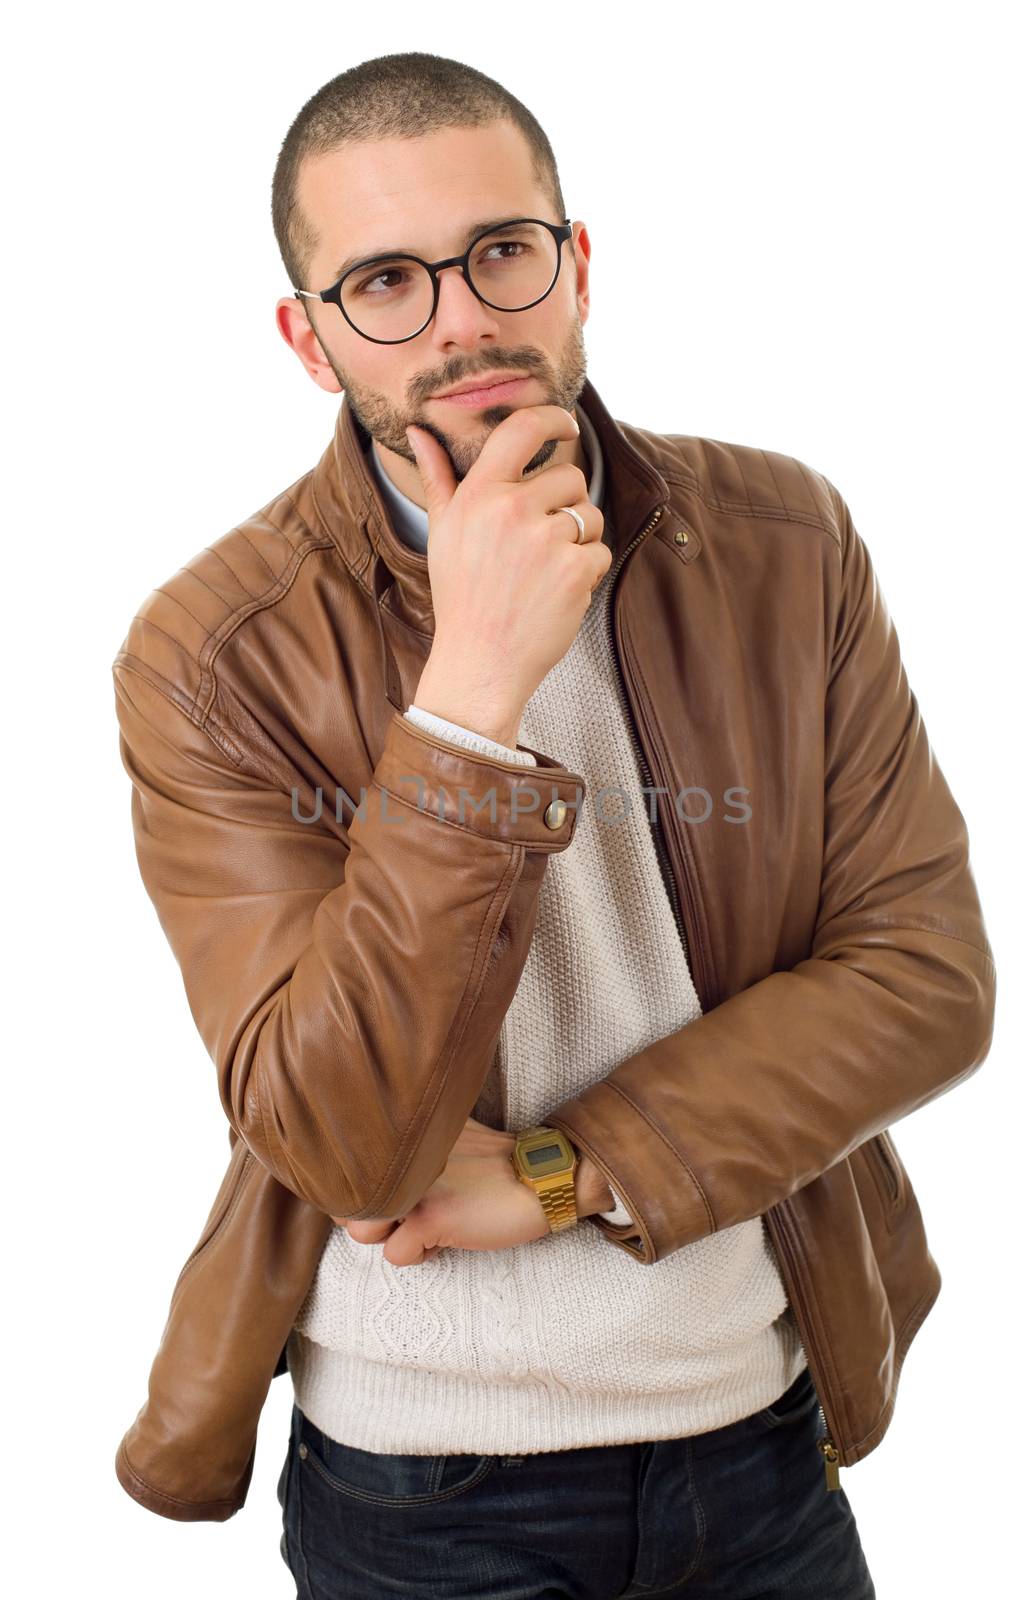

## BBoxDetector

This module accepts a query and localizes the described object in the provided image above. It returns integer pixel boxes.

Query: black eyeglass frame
[293,217,573,345]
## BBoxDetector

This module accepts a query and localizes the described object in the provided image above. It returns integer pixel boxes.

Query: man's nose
[429,264,503,345]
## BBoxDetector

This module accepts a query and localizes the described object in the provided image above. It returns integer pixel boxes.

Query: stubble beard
[324,314,589,481]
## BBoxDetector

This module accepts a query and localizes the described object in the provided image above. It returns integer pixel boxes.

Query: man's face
[276,120,591,482]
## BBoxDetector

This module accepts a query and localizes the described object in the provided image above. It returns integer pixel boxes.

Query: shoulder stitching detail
[193,528,335,722]
[657,445,844,550]
[113,654,246,768]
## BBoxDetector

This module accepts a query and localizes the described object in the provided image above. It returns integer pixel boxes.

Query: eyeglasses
[294,217,573,345]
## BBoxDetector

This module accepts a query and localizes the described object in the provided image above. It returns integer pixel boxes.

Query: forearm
[544,489,997,1263]
[115,668,586,1221]
[545,926,995,1262]
[413,654,525,749]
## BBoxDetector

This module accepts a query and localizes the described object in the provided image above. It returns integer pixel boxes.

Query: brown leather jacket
[111,377,996,1522]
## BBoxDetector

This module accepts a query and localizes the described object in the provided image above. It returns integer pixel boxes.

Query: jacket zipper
[604,502,843,1493]
[603,505,693,974]
[763,1208,842,1490]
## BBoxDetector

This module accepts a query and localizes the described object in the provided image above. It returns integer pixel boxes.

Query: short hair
[272,51,567,298]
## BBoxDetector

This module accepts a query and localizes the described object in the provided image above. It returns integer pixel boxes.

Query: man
[112,50,995,1599]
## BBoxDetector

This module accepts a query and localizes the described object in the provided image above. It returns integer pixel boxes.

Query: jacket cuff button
[543,799,568,829]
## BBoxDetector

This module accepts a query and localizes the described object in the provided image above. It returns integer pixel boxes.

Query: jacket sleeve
[112,658,584,1220]
[541,481,997,1263]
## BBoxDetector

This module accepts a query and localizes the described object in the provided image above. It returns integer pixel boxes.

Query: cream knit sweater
[285,404,807,1454]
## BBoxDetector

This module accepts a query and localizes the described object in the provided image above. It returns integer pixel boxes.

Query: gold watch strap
[537,1181,578,1232]
[512,1124,579,1233]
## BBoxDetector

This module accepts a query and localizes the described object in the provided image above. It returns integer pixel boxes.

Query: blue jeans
[276,1364,877,1598]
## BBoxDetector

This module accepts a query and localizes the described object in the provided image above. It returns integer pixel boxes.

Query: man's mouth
[432,376,534,409]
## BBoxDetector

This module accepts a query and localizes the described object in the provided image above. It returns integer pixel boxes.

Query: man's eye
[351,265,412,297]
[481,240,527,262]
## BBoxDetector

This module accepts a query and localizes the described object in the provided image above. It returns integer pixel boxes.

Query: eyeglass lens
[340,222,560,341]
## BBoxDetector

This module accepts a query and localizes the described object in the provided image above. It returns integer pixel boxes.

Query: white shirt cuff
[405,705,537,767]
[598,1190,634,1226]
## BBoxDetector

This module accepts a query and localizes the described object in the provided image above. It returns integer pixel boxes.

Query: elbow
[923,933,997,1102]
[843,923,998,1118]
[964,941,997,1077]
[228,1090,444,1221]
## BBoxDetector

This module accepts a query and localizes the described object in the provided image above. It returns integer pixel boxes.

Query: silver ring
[552,505,587,544]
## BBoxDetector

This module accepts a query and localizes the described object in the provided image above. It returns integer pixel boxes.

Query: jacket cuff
[378,711,584,852]
[542,1090,713,1263]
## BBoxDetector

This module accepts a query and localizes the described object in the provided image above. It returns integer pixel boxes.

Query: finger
[590,550,613,593]
[405,425,457,517]
[466,404,580,487]
[545,500,607,549]
[343,1218,399,1244]
[520,459,596,519]
[383,1224,424,1268]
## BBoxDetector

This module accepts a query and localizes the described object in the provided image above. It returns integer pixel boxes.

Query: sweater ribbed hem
[286,1313,808,1456]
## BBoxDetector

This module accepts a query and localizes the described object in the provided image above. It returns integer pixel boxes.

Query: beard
[318,312,589,481]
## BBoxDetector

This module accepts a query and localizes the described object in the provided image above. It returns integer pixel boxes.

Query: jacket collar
[310,374,671,637]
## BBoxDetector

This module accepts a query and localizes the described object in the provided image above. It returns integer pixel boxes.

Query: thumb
[405,424,456,516]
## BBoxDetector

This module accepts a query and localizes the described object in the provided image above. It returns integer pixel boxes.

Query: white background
[5,2,1030,1595]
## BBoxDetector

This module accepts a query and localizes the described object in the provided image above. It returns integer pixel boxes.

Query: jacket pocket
[861,1128,905,1221]
[173,1137,253,1289]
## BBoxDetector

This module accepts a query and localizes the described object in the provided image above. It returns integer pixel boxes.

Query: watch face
[518,1135,571,1178]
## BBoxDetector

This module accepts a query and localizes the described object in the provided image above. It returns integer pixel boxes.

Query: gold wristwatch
[511,1125,579,1233]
